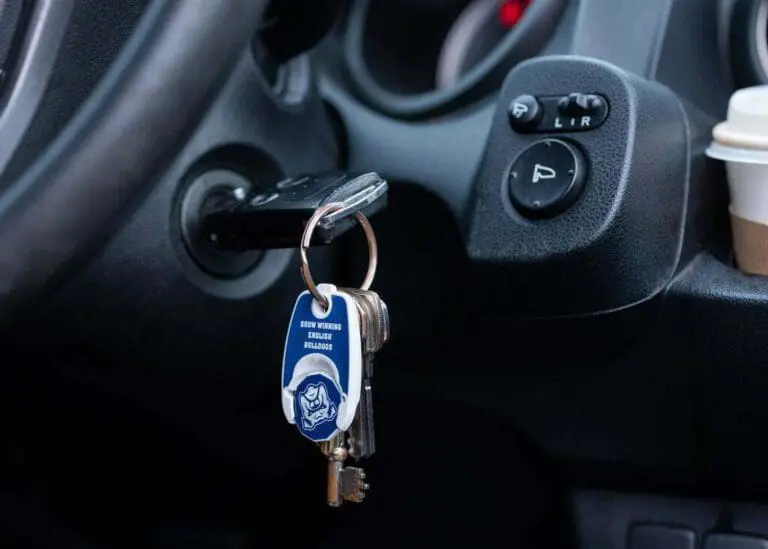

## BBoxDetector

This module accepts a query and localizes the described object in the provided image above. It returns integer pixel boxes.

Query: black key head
[202,172,388,250]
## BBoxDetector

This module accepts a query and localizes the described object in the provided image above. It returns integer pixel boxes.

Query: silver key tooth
[339,466,368,503]
[319,435,368,506]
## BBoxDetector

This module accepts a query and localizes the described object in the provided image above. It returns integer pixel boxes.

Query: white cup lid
[712,86,768,152]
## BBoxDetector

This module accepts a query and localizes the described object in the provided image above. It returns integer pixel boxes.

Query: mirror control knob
[508,139,587,218]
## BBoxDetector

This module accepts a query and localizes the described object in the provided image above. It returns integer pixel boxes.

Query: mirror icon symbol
[532,164,556,183]
[511,102,529,118]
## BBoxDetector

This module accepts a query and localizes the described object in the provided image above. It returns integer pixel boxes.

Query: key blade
[362,371,376,456]
[340,289,371,461]
[318,174,388,229]
[321,437,347,507]
[337,289,381,462]
[362,295,380,353]
[348,370,375,460]
[326,460,344,507]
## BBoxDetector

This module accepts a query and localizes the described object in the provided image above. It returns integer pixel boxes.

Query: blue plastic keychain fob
[282,283,362,442]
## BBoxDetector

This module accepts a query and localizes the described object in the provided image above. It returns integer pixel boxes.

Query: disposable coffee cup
[707,86,768,275]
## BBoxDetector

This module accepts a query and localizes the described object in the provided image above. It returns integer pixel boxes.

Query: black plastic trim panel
[467,56,690,316]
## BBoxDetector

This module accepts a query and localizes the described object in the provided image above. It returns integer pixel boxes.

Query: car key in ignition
[206,169,391,506]
[201,172,388,250]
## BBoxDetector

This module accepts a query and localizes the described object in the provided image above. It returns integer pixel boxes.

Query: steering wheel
[0,1,267,318]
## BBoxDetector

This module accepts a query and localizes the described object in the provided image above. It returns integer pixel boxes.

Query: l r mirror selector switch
[508,93,610,134]
[558,92,605,117]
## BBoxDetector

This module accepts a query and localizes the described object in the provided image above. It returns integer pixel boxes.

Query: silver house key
[340,288,389,461]
[318,436,368,506]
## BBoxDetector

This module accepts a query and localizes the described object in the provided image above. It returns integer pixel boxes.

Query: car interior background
[2,0,768,548]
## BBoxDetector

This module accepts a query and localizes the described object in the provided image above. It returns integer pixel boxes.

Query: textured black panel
[664,254,768,483]
[0,0,148,187]
[466,55,691,316]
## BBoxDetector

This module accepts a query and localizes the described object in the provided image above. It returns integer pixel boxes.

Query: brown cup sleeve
[731,212,768,275]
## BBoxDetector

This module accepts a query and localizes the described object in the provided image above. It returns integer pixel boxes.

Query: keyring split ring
[300,202,378,310]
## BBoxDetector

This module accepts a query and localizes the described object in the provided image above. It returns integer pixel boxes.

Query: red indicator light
[499,0,530,28]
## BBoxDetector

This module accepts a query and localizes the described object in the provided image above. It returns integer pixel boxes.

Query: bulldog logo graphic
[298,381,338,431]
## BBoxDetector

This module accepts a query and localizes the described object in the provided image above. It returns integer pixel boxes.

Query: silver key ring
[300,202,378,311]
